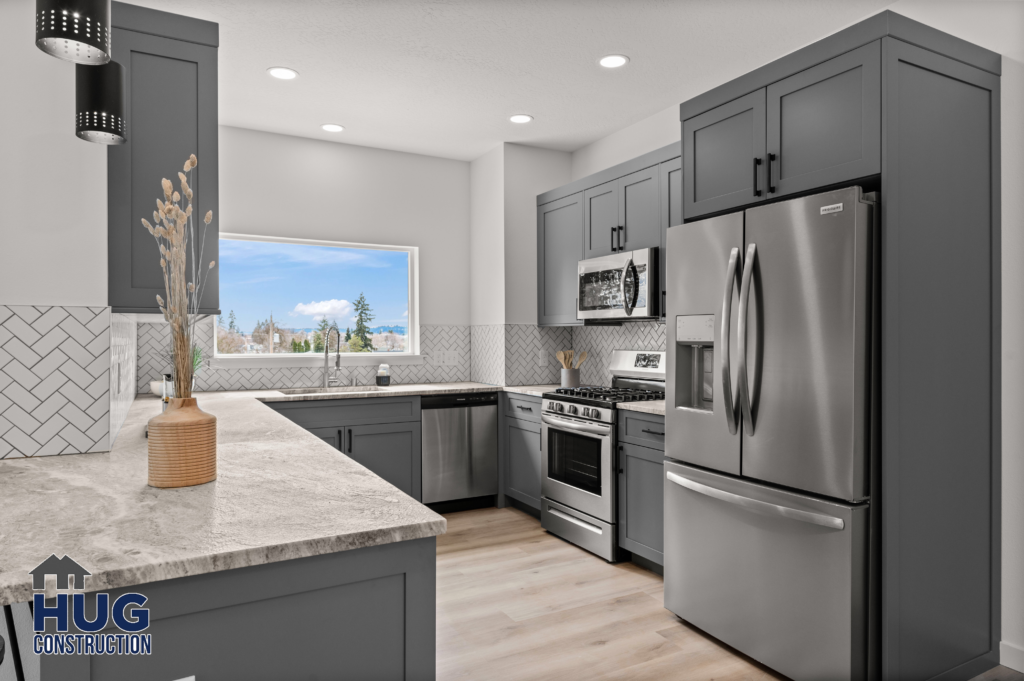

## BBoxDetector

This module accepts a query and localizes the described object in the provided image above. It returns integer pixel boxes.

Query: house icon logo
[29,554,91,592]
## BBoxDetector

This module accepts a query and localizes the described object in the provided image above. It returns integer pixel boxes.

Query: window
[215,235,417,357]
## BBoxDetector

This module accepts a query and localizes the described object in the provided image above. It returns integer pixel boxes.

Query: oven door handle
[542,414,612,437]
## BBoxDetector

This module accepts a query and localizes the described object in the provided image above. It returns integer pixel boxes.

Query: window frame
[211,233,421,369]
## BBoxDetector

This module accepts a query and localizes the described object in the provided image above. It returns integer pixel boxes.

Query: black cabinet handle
[767,153,776,194]
[753,157,762,197]
[611,227,616,252]
[516,405,533,412]
[346,428,352,453]
[618,225,624,251]
[641,428,665,436]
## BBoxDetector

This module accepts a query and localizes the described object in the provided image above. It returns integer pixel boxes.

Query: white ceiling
[126,0,892,161]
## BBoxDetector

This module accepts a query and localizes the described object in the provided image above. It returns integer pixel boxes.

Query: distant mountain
[369,326,406,335]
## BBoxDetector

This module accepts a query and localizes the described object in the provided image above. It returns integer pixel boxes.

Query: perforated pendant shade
[76,61,126,145]
[36,0,111,64]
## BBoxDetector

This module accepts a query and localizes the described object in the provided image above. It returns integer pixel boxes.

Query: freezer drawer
[663,461,868,681]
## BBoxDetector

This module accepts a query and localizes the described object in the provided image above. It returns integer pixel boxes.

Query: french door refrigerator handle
[721,247,741,435]
[620,257,636,316]
[666,471,845,530]
[737,243,756,434]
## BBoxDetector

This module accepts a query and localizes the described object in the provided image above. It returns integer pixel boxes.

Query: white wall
[569,3,1024,669]
[469,145,505,326]
[0,0,107,306]
[502,144,572,325]
[219,126,471,327]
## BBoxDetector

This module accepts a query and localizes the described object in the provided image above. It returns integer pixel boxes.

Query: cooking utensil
[574,350,588,369]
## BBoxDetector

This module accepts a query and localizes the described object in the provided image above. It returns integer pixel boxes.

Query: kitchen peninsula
[0,390,449,681]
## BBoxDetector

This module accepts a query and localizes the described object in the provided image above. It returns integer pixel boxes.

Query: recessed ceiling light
[599,55,629,68]
[321,124,344,133]
[509,114,533,124]
[267,67,298,80]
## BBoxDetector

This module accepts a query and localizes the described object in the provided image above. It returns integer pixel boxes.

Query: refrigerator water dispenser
[674,314,715,412]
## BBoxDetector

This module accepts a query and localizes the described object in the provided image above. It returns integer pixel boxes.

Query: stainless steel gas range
[539,350,665,562]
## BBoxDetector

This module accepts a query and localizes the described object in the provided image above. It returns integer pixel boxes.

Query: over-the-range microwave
[577,247,658,321]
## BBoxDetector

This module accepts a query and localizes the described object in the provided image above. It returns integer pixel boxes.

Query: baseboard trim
[1002,640,1024,673]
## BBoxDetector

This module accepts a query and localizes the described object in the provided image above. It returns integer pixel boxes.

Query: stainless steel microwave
[577,247,658,321]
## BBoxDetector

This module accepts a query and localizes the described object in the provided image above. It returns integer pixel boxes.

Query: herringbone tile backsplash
[572,322,666,386]
[138,322,472,393]
[0,306,112,458]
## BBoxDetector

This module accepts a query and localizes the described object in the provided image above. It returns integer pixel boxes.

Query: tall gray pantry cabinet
[673,11,1001,681]
[107,2,220,315]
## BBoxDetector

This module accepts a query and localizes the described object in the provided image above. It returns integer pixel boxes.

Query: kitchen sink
[277,385,385,395]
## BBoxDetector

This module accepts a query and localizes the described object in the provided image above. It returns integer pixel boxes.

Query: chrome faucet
[323,323,342,388]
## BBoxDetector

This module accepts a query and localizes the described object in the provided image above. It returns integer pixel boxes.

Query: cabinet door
[345,422,422,501]
[766,41,881,198]
[583,180,619,259]
[617,443,664,565]
[108,25,219,314]
[618,166,661,253]
[307,427,342,450]
[537,193,584,326]
[683,89,766,220]
[504,417,542,510]
[659,157,682,318]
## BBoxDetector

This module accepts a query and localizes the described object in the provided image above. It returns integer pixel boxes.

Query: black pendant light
[75,61,125,144]
[36,0,111,65]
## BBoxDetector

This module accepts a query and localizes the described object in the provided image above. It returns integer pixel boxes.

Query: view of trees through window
[215,239,411,355]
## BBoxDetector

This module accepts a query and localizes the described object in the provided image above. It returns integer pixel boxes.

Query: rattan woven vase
[148,398,217,488]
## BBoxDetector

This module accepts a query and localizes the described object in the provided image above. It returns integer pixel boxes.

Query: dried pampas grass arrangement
[141,153,215,401]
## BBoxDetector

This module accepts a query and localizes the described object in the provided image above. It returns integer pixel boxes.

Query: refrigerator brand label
[820,203,844,215]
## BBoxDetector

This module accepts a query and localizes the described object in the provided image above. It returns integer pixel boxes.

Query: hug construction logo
[29,554,152,657]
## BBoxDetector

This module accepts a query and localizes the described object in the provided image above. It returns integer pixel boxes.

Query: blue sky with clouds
[218,239,409,334]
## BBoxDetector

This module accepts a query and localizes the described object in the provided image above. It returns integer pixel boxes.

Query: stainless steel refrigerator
[664,186,878,681]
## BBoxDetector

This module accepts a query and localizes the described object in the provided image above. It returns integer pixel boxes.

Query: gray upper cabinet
[619,166,661,253]
[659,157,681,318]
[537,193,584,326]
[683,89,766,219]
[537,142,678,327]
[108,3,219,314]
[766,41,881,198]
[583,181,618,259]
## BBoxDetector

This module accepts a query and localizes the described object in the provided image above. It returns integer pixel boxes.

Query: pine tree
[228,310,238,333]
[352,293,374,352]
[345,327,352,343]
[314,318,330,353]
[303,338,311,353]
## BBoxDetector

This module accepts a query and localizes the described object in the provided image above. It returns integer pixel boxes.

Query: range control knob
[591,408,601,420]
[567,405,578,415]
[582,407,591,418]
[555,403,565,413]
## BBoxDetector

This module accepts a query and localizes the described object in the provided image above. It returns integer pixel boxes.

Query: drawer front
[266,396,420,429]
[505,394,542,423]
[618,411,665,450]
[664,461,867,681]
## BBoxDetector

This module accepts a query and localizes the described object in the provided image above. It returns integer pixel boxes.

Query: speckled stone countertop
[618,400,666,416]
[256,382,558,403]
[0,390,447,606]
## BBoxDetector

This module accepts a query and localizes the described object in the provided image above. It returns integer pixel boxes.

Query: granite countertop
[618,400,666,416]
[0,390,447,606]
[257,382,558,403]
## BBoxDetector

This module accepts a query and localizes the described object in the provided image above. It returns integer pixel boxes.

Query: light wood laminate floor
[436,506,1022,681]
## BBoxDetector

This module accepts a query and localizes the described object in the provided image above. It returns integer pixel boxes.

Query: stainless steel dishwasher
[421,392,498,504]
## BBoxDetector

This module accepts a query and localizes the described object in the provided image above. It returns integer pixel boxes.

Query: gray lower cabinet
[108,2,219,314]
[266,397,422,500]
[766,41,881,199]
[344,422,423,501]
[504,416,542,510]
[37,538,436,681]
[537,193,584,326]
[617,442,664,565]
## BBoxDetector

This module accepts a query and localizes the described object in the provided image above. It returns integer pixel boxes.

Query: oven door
[541,414,615,522]
[578,248,656,320]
